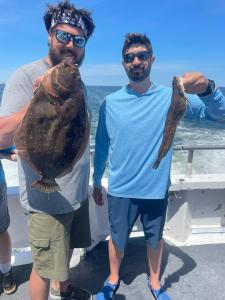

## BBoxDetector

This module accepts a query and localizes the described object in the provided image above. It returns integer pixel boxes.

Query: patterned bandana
[50,10,88,37]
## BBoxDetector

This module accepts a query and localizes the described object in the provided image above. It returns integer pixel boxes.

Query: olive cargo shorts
[28,200,91,281]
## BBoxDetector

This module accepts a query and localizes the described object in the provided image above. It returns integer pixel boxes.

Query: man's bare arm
[0,104,29,147]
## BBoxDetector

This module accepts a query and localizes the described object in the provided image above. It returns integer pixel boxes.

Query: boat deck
[1,237,224,300]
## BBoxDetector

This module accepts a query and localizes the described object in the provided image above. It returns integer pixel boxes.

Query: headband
[50,10,88,37]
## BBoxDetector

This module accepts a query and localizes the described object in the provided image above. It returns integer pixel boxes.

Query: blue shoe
[96,280,120,300]
[149,283,172,300]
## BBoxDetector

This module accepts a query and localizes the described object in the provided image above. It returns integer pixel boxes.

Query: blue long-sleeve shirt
[93,83,225,199]
[0,161,5,184]
[0,146,16,184]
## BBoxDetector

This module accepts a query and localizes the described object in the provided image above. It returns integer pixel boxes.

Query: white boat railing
[90,144,225,178]
[173,144,225,177]
[2,145,225,178]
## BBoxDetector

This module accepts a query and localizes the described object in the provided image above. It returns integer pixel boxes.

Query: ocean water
[1,84,225,186]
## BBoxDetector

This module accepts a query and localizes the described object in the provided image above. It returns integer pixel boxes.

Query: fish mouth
[62,51,77,66]
[63,57,76,67]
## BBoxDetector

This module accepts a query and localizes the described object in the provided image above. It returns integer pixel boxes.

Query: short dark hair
[44,0,95,39]
[122,33,153,56]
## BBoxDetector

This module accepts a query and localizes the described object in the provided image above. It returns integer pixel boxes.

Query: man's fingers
[94,196,104,206]
[96,198,104,206]
[11,154,17,161]
[181,72,208,94]
[92,188,104,206]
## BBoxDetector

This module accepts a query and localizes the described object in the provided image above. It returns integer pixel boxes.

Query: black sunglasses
[53,29,87,48]
[124,51,151,63]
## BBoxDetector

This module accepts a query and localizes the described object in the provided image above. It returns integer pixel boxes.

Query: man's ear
[48,31,53,46]
[150,55,155,64]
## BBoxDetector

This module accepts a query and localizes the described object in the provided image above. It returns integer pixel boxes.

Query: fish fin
[31,178,61,193]
[152,159,160,169]
[185,96,193,114]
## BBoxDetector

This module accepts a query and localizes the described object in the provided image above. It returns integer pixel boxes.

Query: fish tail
[152,159,160,169]
[31,178,61,193]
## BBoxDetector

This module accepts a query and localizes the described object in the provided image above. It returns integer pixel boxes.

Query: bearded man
[93,33,225,300]
[0,1,95,300]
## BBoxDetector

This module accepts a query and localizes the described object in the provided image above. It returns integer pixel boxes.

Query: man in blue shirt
[0,146,17,295]
[93,33,225,300]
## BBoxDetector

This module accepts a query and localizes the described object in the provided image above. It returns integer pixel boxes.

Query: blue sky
[0,0,224,86]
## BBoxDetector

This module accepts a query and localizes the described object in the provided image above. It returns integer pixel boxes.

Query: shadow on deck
[1,237,225,299]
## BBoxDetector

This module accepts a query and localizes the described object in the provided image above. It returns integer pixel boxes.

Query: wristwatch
[197,79,215,97]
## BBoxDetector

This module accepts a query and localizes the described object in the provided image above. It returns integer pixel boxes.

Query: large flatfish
[153,76,187,169]
[14,59,89,193]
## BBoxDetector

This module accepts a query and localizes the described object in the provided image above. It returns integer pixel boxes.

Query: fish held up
[153,76,187,169]
[14,59,89,193]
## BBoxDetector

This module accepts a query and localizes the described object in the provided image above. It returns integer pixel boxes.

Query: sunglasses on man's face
[124,51,151,64]
[53,29,87,48]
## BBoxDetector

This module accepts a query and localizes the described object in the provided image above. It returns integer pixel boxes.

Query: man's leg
[96,237,123,299]
[147,240,163,289]
[0,184,16,295]
[28,212,73,300]
[96,237,123,300]
[106,196,140,285]
[29,268,50,300]
[0,183,11,268]
[0,230,11,265]
[51,248,74,292]
[108,237,124,284]
[106,195,140,284]
[50,200,92,297]
[141,197,171,299]
[140,197,167,288]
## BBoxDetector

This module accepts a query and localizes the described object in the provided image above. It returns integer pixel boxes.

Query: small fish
[14,59,89,193]
[153,76,187,169]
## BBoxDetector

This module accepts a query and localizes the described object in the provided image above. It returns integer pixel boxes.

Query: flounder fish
[14,59,89,193]
[153,76,187,169]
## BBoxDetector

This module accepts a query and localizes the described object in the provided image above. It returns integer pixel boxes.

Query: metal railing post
[90,149,94,172]
[185,149,194,178]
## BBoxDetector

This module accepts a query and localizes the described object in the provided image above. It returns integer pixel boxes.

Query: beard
[125,64,151,82]
[49,46,85,67]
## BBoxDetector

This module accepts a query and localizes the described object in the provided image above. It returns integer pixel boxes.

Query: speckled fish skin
[153,76,187,169]
[14,59,89,193]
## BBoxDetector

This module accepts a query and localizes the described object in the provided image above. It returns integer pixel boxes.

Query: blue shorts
[0,182,10,233]
[107,194,168,251]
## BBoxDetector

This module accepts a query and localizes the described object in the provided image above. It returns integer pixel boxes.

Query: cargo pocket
[29,238,53,271]
[30,238,50,248]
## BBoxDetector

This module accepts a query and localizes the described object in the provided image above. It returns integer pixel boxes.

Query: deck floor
[0,237,225,300]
